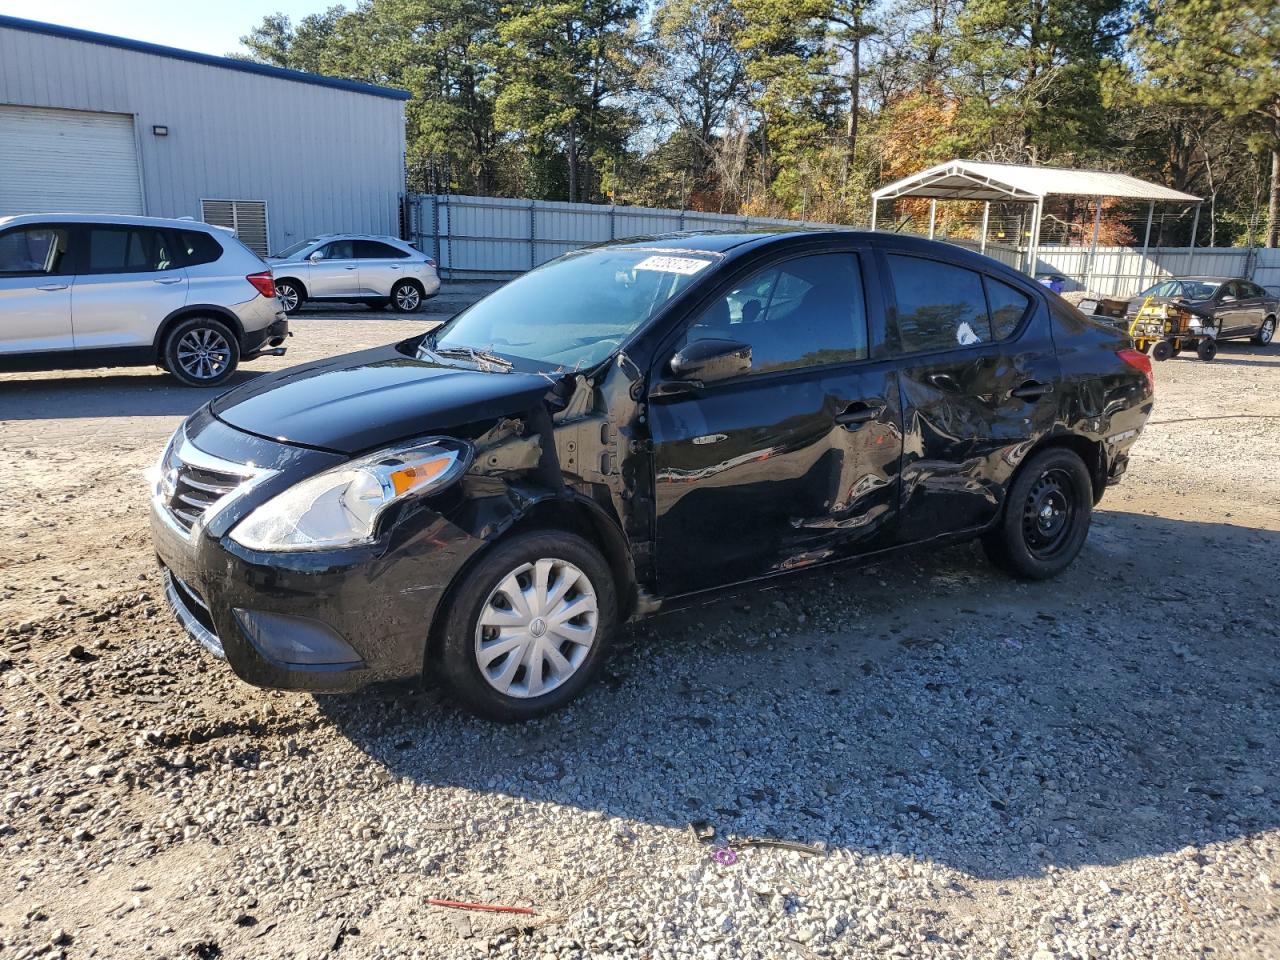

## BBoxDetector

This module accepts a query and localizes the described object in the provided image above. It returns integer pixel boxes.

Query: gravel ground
[1,321,1278,960]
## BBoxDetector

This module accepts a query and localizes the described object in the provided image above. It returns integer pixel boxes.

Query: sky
[0,0,331,57]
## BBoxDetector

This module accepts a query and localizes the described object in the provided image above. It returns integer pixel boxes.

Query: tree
[236,7,348,73]
[1131,0,1280,246]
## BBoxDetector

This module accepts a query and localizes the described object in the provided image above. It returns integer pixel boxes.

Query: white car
[269,234,440,314]
[0,214,288,386]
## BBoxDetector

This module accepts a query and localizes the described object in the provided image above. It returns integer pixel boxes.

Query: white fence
[405,193,1279,298]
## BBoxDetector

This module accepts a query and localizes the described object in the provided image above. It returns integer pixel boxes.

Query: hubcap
[278,285,299,311]
[474,558,598,699]
[1022,468,1074,559]
[395,285,420,310]
[1263,319,1275,344]
[176,328,231,381]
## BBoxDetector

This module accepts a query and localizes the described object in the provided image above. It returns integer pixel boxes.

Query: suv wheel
[1252,316,1275,346]
[439,531,616,721]
[162,317,240,387]
[275,279,304,314]
[983,447,1093,580]
[391,280,423,313]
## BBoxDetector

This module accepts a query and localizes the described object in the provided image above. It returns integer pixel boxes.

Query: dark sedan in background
[1125,277,1277,347]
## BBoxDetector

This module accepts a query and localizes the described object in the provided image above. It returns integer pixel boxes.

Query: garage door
[0,105,144,217]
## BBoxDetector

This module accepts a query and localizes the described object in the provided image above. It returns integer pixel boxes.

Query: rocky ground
[1,318,1277,960]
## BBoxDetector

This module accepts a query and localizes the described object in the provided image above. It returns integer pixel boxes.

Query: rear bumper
[242,318,290,358]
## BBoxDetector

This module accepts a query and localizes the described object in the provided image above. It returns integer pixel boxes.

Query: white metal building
[0,15,409,255]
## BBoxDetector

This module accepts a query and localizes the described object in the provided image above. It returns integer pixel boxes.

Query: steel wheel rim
[278,284,299,312]
[1022,468,1075,559]
[176,328,231,381]
[395,284,420,310]
[1262,319,1275,344]
[474,557,598,699]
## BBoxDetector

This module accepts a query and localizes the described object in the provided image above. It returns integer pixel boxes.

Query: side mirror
[668,338,752,385]
[308,251,324,262]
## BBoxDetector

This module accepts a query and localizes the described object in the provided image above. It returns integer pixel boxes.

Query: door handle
[153,277,183,285]
[345,265,357,270]
[1009,380,1053,400]
[36,283,68,291]
[926,372,961,391]
[834,401,886,428]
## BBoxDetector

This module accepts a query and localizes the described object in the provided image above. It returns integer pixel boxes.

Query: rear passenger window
[177,230,223,267]
[355,240,409,259]
[682,253,869,376]
[985,276,1031,339]
[888,254,990,353]
[84,227,174,274]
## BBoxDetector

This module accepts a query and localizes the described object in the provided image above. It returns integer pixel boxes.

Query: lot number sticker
[634,255,711,275]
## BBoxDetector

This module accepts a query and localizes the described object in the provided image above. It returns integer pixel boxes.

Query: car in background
[1124,277,1277,348]
[0,214,287,386]
[149,230,1154,720]
[269,235,440,314]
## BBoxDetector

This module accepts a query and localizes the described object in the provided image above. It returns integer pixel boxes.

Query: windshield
[275,238,319,259]
[1137,279,1220,301]
[426,247,716,370]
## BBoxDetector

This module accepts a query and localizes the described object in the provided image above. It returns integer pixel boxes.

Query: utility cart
[1128,295,1219,362]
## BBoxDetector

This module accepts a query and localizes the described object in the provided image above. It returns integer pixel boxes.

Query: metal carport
[870,160,1201,288]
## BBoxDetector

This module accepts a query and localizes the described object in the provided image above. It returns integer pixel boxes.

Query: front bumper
[149,416,483,692]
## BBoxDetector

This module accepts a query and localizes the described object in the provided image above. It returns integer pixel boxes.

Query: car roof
[303,233,409,243]
[0,212,223,231]
[1160,276,1238,283]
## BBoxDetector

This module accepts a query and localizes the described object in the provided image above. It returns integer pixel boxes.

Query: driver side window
[317,240,354,260]
[681,253,868,376]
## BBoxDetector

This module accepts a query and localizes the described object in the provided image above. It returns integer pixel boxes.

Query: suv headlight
[229,438,472,551]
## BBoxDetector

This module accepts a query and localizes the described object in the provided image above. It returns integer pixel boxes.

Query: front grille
[157,427,267,534]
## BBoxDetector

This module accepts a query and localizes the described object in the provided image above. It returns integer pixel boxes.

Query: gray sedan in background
[1125,277,1277,347]
[269,234,440,314]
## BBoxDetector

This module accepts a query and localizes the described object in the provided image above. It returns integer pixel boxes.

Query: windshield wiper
[431,345,513,370]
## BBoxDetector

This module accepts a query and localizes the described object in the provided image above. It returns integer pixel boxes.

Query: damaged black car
[149,230,1154,720]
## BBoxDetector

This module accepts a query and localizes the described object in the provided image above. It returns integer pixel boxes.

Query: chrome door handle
[153,277,183,285]
[834,400,886,428]
[37,283,68,291]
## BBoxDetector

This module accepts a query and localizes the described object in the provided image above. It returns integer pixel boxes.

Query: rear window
[177,230,223,267]
[83,227,175,274]
[888,254,990,353]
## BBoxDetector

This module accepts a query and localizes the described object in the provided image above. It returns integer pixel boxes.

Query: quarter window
[0,226,71,275]
[985,276,1032,339]
[177,230,223,267]
[682,253,869,376]
[83,227,174,274]
[887,254,991,353]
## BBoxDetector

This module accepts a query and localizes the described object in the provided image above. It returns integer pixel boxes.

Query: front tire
[1252,316,1275,347]
[438,531,616,721]
[983,447,1093,580]
[162,317,240,387]
[1150,340,1173,361]
[391,279,424,313]
[275,279,304,315]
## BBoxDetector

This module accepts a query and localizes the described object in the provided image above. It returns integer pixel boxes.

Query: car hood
[210,343,552,454]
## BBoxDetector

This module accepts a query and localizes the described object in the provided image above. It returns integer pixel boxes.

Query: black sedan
[148,230,1154,720]
[1125,277,1277,348]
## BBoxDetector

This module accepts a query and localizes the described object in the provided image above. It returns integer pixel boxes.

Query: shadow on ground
[320,510,1280,881]
[0,369,267,419]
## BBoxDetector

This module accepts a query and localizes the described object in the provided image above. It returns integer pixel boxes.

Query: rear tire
[982,447,1093,581]
[1150,340,1173,361]
[162,317,240,387]
[275,279,304,315]
[438,530,616,721]
[1252,316,1275,347]
[391,279,424,313]
[1196,339,1218,362]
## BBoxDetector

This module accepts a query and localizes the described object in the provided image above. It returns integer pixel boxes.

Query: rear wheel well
[1019,435,1106,504]
[425,497,636,674]
[275,276,307,298]
[153,308,245,362]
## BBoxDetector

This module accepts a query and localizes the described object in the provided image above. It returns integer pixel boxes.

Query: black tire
[1252,316,1275,347]
[982,447,1093,581]
[275,279,305,315]
[438,530,617,721]
[390,279,424,313]
[1196,338,1218,362]
[1150,340,1173,361]
[162,316,240,387]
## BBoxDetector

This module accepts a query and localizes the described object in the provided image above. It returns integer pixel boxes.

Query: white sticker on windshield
[634,255,711,276]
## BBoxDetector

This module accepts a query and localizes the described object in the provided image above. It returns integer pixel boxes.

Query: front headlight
[228,438,472,551]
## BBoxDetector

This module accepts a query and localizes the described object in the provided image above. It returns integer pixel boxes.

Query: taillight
[424,257,437,268]
[1117,348,1154,393]
[246,271,276,298]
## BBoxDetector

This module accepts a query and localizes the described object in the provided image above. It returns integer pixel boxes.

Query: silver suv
[0,214,288,387]
[269,234,440,314]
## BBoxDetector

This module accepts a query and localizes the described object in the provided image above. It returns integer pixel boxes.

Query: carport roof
[872,160,1200,203]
